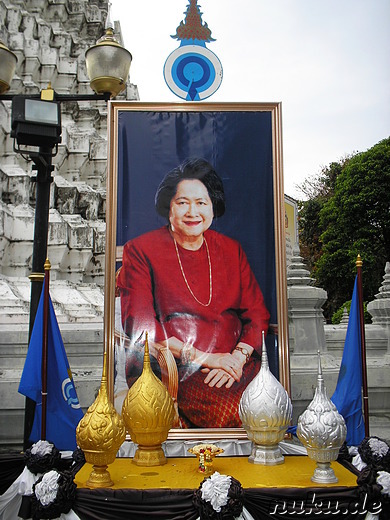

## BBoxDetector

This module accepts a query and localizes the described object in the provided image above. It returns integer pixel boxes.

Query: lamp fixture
[0,39,17,94]
[11,92,62,155]
[85,9,132,97]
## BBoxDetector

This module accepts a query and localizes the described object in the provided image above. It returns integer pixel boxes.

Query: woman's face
[169,179,214,240]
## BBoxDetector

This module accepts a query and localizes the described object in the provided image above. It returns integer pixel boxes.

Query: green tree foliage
[298,137,390,321]
[331,300,371,324]
[298,160,346,273]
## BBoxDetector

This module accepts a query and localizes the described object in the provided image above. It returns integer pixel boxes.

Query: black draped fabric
[72,486,365,520]
[244,487,363,519]
[3,454,387,520]
[73,488,198,520]
[0,453,25,494]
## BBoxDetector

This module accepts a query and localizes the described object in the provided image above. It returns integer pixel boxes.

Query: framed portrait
[105,102,290,440]
[284,195,299,267]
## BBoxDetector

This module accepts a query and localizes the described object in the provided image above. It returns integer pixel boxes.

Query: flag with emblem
[18,282,83,451]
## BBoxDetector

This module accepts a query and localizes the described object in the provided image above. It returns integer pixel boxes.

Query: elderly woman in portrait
[117,158,270,428]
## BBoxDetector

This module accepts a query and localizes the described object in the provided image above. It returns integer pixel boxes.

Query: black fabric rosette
[358,436,390,471]
[193,473,244,520]
[337,441,353,463]
[357,465,384,513]
[70,447,86,477]
[354,436,390,519]
[30,470,76,519]
[24,442,61,475]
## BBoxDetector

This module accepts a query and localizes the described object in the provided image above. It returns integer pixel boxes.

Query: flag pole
[41,258,51,440]
[356,254,369,437]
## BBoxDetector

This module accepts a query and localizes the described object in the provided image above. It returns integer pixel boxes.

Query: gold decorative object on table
[76,352,126,488]
[188,443,224,475]
[121,332,175,466]
[239,332,292,465]
[297,351,347,483]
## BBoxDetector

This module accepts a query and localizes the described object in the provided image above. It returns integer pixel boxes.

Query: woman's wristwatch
[233,345,250,363]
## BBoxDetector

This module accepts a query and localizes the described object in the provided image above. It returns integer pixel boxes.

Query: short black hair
[155,158,226,220]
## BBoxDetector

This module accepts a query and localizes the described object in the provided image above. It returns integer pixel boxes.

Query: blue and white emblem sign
[164,1,223,101]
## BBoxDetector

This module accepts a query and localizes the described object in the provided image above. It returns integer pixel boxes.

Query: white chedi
[239,332,292,465]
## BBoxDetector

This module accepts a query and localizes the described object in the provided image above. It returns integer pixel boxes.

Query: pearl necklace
[173,235,212,307]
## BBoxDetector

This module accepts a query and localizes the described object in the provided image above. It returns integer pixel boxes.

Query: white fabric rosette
[201,472,231,512]
[377,470,390,497]
[32,470,79,518]
[0,441,80,520]
[0,440,55,520]
[352,452,367,472]
[195,471,255,520]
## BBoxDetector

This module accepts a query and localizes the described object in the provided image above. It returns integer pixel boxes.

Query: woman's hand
[203,352,245,381]
[160,337,250,386]
[202,368,236,388]
[201,351,247,387]
[200,342,254,387]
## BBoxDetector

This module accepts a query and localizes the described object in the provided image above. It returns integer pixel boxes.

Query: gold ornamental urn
[122,333,175,466]
[76,352,126,488]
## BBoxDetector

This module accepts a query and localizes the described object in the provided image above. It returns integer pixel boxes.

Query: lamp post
[0,18,132,450]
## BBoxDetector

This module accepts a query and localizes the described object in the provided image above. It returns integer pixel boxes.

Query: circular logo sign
[164,45,223,101]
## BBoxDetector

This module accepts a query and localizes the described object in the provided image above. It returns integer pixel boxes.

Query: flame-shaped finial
[317,350,325,392]
[105,2,114,30]
[143,331,151,370]
[261,330,269,370]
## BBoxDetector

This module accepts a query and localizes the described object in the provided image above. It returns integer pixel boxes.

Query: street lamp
[86,25,132,97]
[0,16,132,449]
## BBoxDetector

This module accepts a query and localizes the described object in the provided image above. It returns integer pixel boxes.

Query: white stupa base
[311,461,338,483]
[248,443,285,465]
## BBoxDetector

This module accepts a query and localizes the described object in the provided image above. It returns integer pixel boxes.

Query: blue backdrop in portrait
[116,109,277,374]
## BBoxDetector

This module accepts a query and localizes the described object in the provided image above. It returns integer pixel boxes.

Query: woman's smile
[184,219,202,226]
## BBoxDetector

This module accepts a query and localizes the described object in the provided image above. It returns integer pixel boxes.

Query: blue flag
[331,276,365,446]
[18,283,83,451]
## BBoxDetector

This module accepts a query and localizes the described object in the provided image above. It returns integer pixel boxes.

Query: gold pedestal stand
[132,445,167,466]
[84,451,117,488]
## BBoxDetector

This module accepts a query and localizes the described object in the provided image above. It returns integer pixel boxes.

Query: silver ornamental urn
[239,333,292,465]
[297,351,347,483]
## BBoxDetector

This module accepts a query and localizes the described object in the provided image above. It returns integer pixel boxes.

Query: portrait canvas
[105,102,289,438]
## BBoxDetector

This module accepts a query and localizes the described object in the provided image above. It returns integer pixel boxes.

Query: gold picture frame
[105,102,290,440]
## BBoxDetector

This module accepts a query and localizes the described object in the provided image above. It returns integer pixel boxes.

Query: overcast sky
[111,0,390,199]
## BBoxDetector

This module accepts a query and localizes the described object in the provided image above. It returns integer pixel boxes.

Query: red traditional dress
[117,226,270,428]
